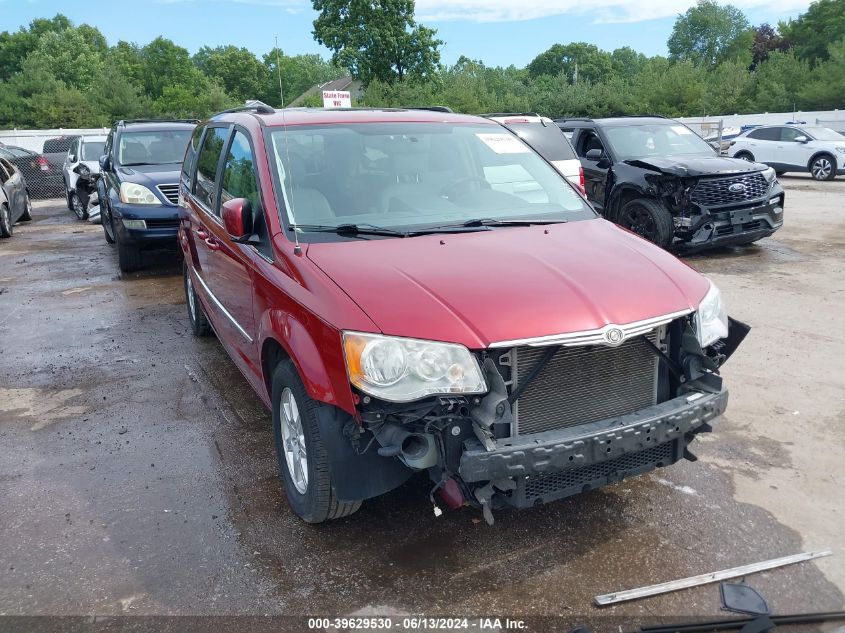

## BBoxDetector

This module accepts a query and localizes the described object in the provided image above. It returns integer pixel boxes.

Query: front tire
[116,231,142,273]
[102,203,115,244]
[619,198,674,248]
[810,154,836,181]
[20,193,33,222]
[0,204,12,238]
[184,264,212,336]
[271,360,361,523]
[735,151,754,162]
[70,191,88,220]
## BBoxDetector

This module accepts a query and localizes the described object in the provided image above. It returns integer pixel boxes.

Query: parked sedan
[0,145,63,198]
[729,124,845,180]
[0,157,33,237]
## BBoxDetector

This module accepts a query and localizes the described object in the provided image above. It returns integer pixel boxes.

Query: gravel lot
[1,174,843,629]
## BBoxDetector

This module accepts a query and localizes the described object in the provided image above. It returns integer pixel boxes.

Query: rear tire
[271,360,361,523]
[735,151,754,162]
[116,232,142,273]
[0,204,12,238]
[619,198,674,248]
[102,203,115,244]
[810,154,836,181]
[184,264,212,336]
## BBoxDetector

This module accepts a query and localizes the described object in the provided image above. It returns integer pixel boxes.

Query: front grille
[691,173,768,207]
[157,184,179,205]
[514,441,675,507]
[145,218,180,229]
[716,220,763,236]
[511,330,660,436]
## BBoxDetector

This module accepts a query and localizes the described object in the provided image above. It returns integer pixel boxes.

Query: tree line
[0,0,843,130]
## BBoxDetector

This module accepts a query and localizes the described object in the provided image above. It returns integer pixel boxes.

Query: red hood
[307,219,709,349]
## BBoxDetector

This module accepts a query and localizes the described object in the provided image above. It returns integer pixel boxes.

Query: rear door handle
[205,237,221,251]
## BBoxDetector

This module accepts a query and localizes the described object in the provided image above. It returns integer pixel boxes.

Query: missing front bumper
[459,389,728,485]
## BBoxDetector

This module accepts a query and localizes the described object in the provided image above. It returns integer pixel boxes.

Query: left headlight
[120,182,159,205]
[761,166,776,183]
[694,280,729,348]
[342,331,487,402]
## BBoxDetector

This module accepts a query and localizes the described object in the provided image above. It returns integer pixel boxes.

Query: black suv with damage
[555,117,784,250]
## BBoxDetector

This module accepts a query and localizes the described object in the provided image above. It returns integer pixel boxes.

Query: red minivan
[178,105,747,524]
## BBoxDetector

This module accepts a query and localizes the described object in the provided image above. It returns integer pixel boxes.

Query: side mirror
[68,154,77,163]
[794,135,809,143]
[99,154,112,171]
[222,198,253,239]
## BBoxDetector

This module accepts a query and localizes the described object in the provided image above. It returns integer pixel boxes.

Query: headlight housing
[342,332,487,402]
[761,166,777,183]
[694,281,729,348]
[120,182,159,205]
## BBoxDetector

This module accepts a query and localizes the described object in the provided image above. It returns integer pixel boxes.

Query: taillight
[579,165,585,195]
[37,156,50,171]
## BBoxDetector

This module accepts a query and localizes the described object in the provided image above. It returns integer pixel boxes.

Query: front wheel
[619,198,674,248]
[102,203,115,244]
[70,192,88,220]
[734,152,754,162]
[20,194,33,222]
[0,204,12,238]
[810,155,836,181]
[271,360,361,523]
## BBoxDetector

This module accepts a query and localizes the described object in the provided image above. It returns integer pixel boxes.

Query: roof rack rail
[410,106,454,113]
[117,118,200,126]
[214,102,276,116]
[483,112,542,118]
[553,117,594,123]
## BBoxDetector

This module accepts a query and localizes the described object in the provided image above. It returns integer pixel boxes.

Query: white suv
[485,113,585,194]
[728,124,845,181]
[62,134,107,212]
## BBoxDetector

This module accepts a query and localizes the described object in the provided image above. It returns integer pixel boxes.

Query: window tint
[222,130,270,256]
[194,127,229,212]
[506,123,577,161]
[43,137,78,153]
[577,131,606,158]
[182,124,206,181]
[747,127,779,141]
[7,147,31,158]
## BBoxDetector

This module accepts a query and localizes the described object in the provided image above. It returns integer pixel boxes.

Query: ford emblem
[728,183,746,193]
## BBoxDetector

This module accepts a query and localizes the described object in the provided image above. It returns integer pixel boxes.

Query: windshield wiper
[291,223,409,238]
[416,218,568,233]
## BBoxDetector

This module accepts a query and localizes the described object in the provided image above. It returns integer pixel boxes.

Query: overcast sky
[2,0,814,67]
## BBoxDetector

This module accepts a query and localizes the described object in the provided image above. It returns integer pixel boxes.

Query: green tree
[751,50,809,111]
[610,46,647,76]
[780,0,845,64]
[751,23,790,68]
[527,43,613,83]
[139,36,205,99]
[262,48,346,105]
[797,37,845,108]
[0,14,72,81]
[668,1,754,67]
[312,0,442,85]
[27,28,105,91]
[194,45,270,102]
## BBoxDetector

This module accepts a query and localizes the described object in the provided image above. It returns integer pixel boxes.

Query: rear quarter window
[747,128,779,141]
[507,124,578,161]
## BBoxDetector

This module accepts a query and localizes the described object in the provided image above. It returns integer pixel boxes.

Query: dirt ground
[1,174,843,630]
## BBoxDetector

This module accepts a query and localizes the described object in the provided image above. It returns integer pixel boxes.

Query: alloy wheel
[0,205,10,235]
[623,205,658,241]
[811,157,832,181]
[71,193,85,219]
[280,387,308,494]
[186,274,197,321]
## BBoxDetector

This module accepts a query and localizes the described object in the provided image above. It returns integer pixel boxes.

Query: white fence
[0,128,110,154]
[677,109,845,134]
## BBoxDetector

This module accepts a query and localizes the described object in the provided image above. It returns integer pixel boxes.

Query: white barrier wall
[0,128,110,153]
[677,110,845,133]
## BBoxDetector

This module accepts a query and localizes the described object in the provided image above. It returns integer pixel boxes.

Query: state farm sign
[322,90,352,108]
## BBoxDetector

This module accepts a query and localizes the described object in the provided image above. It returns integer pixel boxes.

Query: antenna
[275,36,301,255]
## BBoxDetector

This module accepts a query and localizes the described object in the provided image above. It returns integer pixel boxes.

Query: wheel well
[735,150,754,159]
[808,151,836,170]
[612,189,651,222]
[261,338,290,400]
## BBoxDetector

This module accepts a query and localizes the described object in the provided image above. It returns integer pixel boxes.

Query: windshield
[803,127,845,141]
[604,123,715,160]
[117,130,193,166]
[267,122,594,236]
[81,141,105,161]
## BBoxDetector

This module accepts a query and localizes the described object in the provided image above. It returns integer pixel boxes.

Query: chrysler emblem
[604,327,626,346]
[728,183,746,193]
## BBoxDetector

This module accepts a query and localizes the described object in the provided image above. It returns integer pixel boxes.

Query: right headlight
[119,182,159,205]
[694,280,729,348]
[342,331,487,402]
[760,166,777,183]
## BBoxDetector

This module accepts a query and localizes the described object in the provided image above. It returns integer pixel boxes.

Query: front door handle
[205,237,221,251]
[196,228,209,240]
